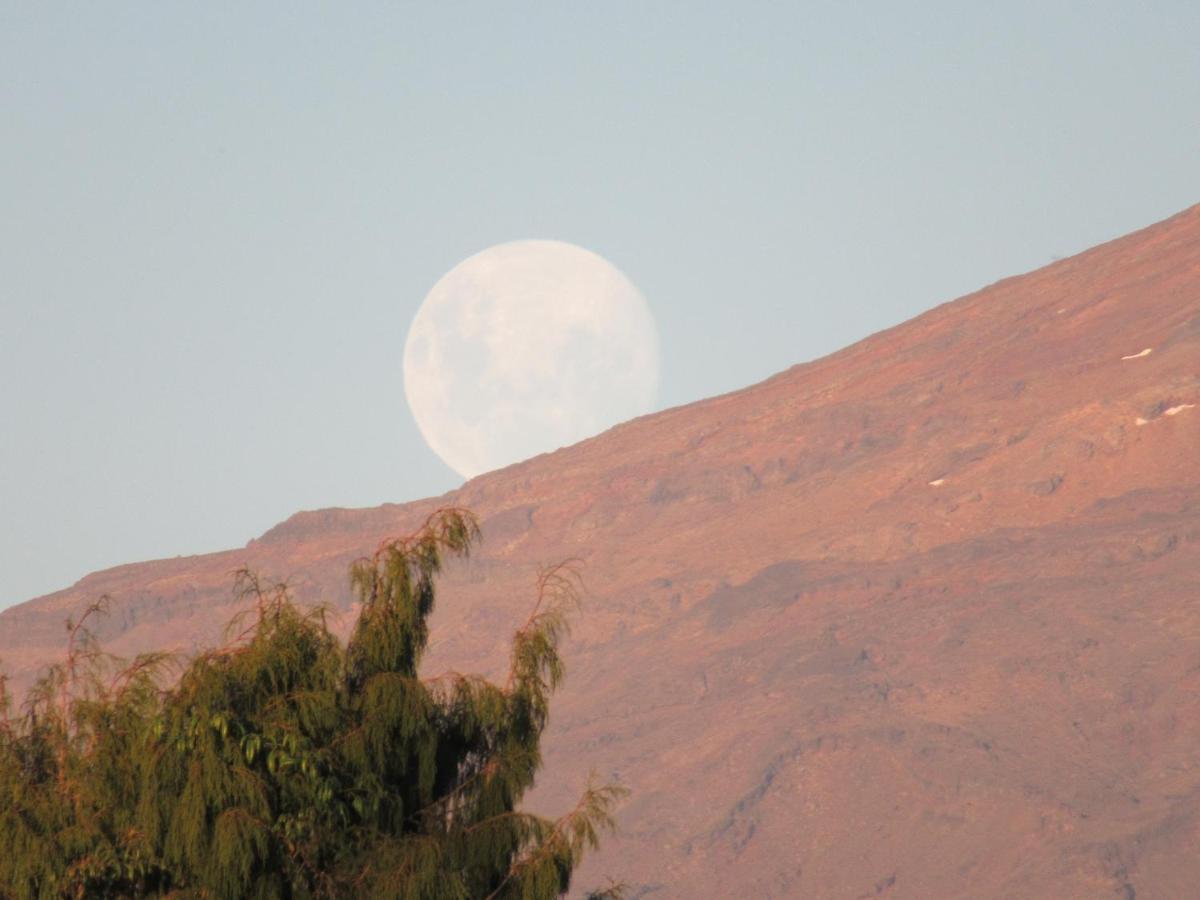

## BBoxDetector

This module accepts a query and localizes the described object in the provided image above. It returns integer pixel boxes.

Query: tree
[0,508,624,899]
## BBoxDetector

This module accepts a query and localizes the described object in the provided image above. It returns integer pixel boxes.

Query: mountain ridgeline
[3,205,1199,897]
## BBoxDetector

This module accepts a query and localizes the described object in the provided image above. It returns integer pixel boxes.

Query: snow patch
[928,478,945,487]
[1121,348,1153,360]
[1136,404,1193,426]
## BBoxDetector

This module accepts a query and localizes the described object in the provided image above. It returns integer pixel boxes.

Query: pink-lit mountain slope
[3,204,1199,898]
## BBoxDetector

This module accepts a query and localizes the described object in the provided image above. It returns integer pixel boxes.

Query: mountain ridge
[3,203,1198,897]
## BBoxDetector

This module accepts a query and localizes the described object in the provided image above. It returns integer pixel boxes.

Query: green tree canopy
[0,508,623,899]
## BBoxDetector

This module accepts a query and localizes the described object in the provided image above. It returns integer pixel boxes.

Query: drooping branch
[484,778,627,900]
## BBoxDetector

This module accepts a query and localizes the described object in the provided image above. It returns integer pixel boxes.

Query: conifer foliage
[0,509,624,899]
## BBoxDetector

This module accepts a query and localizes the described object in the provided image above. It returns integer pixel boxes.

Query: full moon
[403,240,660,480]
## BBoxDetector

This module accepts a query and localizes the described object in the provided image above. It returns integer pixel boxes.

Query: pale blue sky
[2,3,1198,609]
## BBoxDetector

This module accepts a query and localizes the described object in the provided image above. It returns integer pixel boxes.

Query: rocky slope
[3,205,1198,898]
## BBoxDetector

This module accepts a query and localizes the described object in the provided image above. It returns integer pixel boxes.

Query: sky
[2,2,1198,610]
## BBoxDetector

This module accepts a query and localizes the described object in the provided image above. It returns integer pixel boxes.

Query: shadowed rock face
[3,205,1199,898]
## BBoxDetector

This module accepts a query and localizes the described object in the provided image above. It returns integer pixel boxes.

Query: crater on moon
[403,240,660,480]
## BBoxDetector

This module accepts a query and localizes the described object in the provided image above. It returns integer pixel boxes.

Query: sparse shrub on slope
[0,509,623,899]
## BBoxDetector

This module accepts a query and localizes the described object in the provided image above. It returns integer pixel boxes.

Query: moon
[403,240,660,480]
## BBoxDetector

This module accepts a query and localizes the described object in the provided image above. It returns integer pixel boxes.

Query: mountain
[3,205,1199,898]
